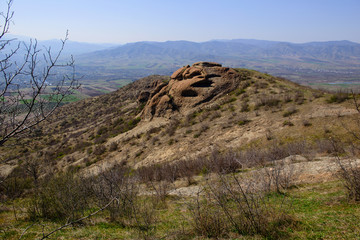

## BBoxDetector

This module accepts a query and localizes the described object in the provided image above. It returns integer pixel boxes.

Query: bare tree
[0,0,79,146]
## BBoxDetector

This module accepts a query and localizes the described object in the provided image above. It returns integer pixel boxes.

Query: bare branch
[38,197,117,240]
[0,1,80,147]
[0,28,79,146]
[0,0,14,39]
[18,223,36,240]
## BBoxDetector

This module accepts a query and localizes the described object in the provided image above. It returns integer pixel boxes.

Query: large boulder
[140,62,244,120]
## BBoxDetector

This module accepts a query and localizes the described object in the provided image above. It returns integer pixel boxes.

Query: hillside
[1,62,358,176]
[2,62,360,239]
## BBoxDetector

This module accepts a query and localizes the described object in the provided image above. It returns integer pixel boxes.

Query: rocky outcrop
[140,62,244,120]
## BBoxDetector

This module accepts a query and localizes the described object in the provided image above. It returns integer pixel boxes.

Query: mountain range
[3,34,117,56]
[3,36,360,97]
[75,39,360,90]
[79,39,360,61]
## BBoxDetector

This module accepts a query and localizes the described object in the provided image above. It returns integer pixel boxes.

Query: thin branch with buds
[0,0,80,147]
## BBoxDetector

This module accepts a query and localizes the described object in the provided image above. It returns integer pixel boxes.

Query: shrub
[204,175,296,238]
[166,119,180,136]
[254,81,269,89]
[316,139,336,154]
[109,142,118,151]
[283,120,294,126]
[208,149,242,174]
[88,165,137,223]
[182,111,197,126]
[87,166,158,237]
[132,197,158,238]
[93,144,106,155]
[302,120,312,127]
[336,158,360,201]
[228,104,236,112]
[0,170,33,202]
[94,135,107,144]
[266,129,274,141]
[283,93,292,103]
[240,102,250,112]
[136,142,311,184]
[294,91,305,104]
[326,91,349,103]
[74,140,92,152]
[194,124,210,138]
[239,80,251,89]
[262,158,299,193]
[312,91,324,99]
[207,103,221,111]
[193,133,201,138]
[97,126,108,135]
[209,111,221,120]
[283,106,298,117]
[151,136,159,145]
[235,88,246,96]
[238,116,251,126]
[256,95,281,108]
[188,191,228,238]
[28,172,90,222]
[149,180,173,204]
[135,150,143,158]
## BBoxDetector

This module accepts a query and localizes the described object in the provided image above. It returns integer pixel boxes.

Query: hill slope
[3,62,360,239]
[1,62,358,178]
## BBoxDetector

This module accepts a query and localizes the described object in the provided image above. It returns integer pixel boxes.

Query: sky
[1,0,360,44]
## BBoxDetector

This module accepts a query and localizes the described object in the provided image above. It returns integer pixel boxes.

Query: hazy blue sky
[2,0,360,44]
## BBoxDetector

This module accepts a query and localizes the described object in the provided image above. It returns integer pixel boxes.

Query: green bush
[128,117,141,129]
[326,92,349,103]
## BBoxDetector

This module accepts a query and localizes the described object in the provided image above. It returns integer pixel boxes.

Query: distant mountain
[3,34,119,57]
[74,39,360,89]
[78,39,360,62]
[40,39,118,57]
[0,34,122,97]
[3,35,360,96]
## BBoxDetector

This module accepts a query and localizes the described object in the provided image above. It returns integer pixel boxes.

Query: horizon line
[5,34,360,46]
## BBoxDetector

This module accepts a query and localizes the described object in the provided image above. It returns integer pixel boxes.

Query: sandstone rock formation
[140,62,244,120]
